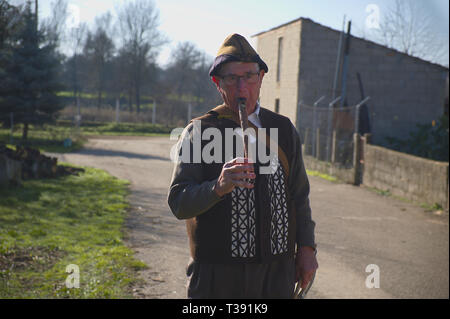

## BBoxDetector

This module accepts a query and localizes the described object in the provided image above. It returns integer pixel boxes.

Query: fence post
[152,99,156,124]
[354,97,371,134]
[304,128,310,155]
[353,133,362,185]
[187,103,192,124]
[115,98,120,123]
[316,127,321,160]
[312,96,325,157]
[10,112,14,145]
[331,130,337,164]
[327,96,341,162]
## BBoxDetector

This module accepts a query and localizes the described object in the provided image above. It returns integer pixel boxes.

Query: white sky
[31,0,450,67]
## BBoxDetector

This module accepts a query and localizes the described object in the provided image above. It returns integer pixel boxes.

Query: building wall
[256,19,302,127]
[256,18,448,145]
[298,19,448,145]
[297,19,341,108]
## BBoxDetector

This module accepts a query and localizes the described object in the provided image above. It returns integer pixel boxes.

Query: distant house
[253,17,448,146]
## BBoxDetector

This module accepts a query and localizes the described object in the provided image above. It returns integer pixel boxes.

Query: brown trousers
[186,258,295,299]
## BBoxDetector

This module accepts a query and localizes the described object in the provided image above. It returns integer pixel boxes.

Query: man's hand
[295,246,318,289]
[214,157,255,197]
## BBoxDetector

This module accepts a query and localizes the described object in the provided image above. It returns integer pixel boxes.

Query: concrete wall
[303,154,356,185]
[256,19,302,126]
[363,143,449,209]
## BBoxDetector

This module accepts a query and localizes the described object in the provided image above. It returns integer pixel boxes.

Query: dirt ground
[48,135,449,299]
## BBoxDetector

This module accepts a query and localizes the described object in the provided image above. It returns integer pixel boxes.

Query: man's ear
[259,70,265,81]
[212,76,220,87]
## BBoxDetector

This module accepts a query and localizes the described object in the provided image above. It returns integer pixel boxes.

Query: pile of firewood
[0,144,84,185]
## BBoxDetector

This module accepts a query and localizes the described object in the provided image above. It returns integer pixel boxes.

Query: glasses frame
[218,71,261,86]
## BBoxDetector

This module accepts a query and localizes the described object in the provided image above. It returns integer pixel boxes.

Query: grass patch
[0,165,147,298]
[71,122,173,136]
[364,186,445,212]
[0,125,86,153]
[0,122,173,153]
[420,202,444,212]
[306,169,338,182]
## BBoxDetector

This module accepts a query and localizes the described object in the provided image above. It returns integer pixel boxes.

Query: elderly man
[168,33,317,299]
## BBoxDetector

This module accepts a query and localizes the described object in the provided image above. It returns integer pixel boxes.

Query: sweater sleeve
[288,122,316,249]
[167,123,225,220]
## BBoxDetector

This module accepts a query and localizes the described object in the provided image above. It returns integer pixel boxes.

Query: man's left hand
[295,246,318,289]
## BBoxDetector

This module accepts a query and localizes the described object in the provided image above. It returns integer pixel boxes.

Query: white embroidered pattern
[231,186,256,257]
[230,158,288,257]
[268,158,289,255]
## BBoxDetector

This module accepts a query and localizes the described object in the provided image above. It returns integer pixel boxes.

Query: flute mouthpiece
[238,97,247,105]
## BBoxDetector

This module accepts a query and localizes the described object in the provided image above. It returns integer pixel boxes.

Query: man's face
[212,62,265,115]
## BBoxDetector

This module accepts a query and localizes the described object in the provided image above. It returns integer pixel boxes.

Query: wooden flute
[237,97,249,159]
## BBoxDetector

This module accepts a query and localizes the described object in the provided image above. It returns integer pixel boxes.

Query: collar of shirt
[248,103,262,128]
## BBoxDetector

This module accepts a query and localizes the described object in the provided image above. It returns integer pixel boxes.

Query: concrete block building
[253,17,448,146]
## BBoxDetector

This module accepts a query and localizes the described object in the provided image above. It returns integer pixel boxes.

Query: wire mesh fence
[299,102,360,168]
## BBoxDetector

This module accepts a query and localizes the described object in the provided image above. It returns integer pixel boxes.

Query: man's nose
[236,76,248,90]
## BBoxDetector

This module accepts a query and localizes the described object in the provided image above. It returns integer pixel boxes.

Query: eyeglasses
[219,71,260,86]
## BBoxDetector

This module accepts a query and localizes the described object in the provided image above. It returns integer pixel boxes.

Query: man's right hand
[214,157,255,197]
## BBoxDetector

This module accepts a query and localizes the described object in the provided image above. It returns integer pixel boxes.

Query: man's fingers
[299,270,315,289]
[216,158,255,196]
[228,172,256,180]
[232,179,254,189]
[225,157,255,167]
[228,157,251,164]
[224,164,254,174]
[300,277,311,289]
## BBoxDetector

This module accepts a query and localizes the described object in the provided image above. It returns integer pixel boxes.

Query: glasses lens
[222,72,259,85]
[246,72,259,83]
[224,75,237,85]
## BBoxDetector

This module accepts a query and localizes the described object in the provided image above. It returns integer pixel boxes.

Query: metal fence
[298,96,370,168]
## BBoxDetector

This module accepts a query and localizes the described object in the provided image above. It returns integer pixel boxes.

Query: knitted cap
[209,33,268,77]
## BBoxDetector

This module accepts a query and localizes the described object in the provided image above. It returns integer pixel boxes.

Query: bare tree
[0,0,24,49]
[66,22,87,101]
[116,0,166,113]
[83,23,115,108]
[40,0,68,46]
[167,41,203,96]
[373,0,448,65]
[163,42,219,124]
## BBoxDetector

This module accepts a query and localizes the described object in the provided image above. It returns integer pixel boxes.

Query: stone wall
[363,143,449,209]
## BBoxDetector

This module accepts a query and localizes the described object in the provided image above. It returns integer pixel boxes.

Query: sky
[32,0,450,67]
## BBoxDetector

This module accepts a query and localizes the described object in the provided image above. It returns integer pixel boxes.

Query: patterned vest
[186,105,297,263]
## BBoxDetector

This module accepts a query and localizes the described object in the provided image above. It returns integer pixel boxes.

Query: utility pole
[332,15,346,100]
[340,20,352,108]
[152,99,156,125]
[35,0,38,32]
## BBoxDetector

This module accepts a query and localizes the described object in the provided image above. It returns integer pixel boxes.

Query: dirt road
[48,136,449,299]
